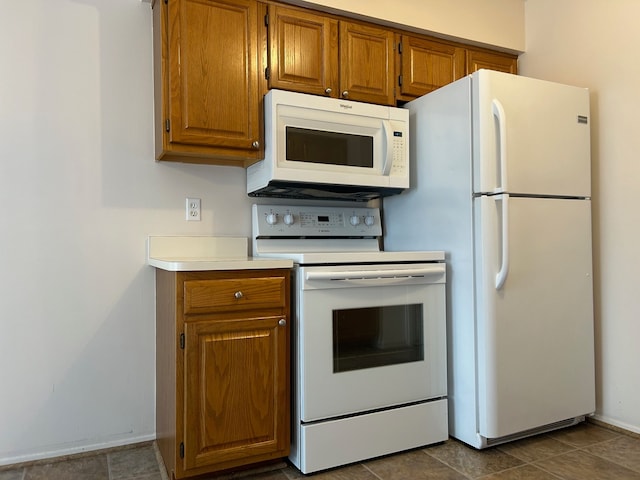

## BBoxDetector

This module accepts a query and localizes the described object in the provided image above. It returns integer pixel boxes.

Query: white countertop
[147,236,293,272]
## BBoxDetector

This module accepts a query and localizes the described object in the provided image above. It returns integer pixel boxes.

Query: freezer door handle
[492,99,508,194]
[495,193,510,290]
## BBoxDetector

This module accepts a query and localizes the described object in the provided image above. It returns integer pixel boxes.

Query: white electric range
[252,204,448,474]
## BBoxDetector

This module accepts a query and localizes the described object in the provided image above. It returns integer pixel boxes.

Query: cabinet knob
[234,291,244,299]
[341,90,349,98]
[278,319,286,326]
[324,87,332,95]
[252,141,260,149]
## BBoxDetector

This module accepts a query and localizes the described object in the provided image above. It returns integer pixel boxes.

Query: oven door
[296,262,447,423]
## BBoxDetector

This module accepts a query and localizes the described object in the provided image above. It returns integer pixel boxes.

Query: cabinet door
[268,5,338,97]
[397,34,465,99]
[182,315,289,472]
[164,0,262,160]
[467,48,518,74]
[339,21,395,105]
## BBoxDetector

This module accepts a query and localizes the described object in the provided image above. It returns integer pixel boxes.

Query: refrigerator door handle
[492,99,508,194]
[495,193,510,290]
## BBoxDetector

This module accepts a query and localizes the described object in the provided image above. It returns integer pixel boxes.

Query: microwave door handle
[381,119,394,175]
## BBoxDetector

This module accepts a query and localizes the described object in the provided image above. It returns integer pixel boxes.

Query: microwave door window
[286,127,373,167]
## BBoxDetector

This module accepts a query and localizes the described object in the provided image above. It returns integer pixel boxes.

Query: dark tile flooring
[2,422,640,480]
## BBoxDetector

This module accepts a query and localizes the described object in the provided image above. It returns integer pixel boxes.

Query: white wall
[292,0,525,52]
[0,0,255,465]
[519,0,640,434]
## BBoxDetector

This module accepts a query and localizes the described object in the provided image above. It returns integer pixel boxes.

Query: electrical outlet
[186,197,201,221]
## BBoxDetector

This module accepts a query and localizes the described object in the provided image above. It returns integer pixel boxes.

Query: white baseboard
[591,414,640,436]
[0,433,156,468]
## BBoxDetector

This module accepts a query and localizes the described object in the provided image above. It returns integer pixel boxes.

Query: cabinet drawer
[184,276,286,314]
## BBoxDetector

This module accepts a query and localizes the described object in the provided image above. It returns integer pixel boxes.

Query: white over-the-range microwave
[247,90,409,202]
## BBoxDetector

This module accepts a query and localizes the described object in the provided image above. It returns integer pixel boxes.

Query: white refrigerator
[383,70,595,448]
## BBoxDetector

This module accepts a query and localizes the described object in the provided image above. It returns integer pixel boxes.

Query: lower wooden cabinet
[155,269,290,479]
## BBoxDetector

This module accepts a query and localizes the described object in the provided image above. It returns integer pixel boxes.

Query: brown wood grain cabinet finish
[396,34,466,100]
[184,277,287,314]
[339,21,396,105]
[155,269,290,479]
[267,4,339,96]
[154,0,266,166]
[266,5,395,105]
[467,48,518,74]
[183,315,287,470]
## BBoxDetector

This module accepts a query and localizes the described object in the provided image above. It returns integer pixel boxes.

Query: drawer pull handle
[234,291,243,299]
[278,319,286,326]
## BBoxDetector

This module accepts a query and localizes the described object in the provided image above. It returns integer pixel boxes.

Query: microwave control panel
[391,130,407,176]
[253,204,382,237]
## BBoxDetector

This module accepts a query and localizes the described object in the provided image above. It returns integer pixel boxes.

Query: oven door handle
[305,265,445,282]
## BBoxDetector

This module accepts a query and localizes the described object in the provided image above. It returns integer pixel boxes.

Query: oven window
[332,304,424,373]
[286,127,373,168]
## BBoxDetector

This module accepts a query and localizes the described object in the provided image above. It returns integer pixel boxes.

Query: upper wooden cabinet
[396,34,466,100]
[339,21,396,105]
[266,5,396,105]
[467,48,518,74]
[396,34,518,101]
[153,0,266,166]
[267,5,338,97]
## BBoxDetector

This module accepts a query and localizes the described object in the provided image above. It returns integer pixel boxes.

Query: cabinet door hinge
[179,442,184,459]
[165,119,170,132]
[264,67,270,80]
[264,13,269,27]
[398,41,403,54]
[179,333,185,349]
[398,75,403,87]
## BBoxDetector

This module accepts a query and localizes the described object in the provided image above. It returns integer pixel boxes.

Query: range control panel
[252,204,382,237]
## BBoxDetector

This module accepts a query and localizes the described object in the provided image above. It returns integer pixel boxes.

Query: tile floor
[2,422,640,480]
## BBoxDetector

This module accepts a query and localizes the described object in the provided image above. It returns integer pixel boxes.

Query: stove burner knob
[349,215,361,226]
[266,213,278,225]
[283,213,294,225]
[364,215,375,226]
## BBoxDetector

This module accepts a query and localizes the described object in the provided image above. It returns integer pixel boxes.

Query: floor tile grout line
[107,451,113,480]
[360,461,387,480]
[524,443,640,480]
[152,442,170,480]
[573,445,640,476]
[474,463,566,480]
[420,447,477,479]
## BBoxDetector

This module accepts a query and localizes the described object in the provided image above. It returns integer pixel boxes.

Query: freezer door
[474,195,595,440]
[473,70,591,197]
